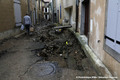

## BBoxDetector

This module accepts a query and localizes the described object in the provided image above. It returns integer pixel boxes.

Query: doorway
[81,0,90,38]
[65,7,73,25]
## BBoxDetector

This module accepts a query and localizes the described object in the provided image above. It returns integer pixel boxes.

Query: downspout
[28,0,30,14]
[28,0,32,24]
[52,0,54,23]
[40,0,41,24]
[35,0,37,24]
[39,0,40,23]
[40,0,42,24]
[75,0,80,32]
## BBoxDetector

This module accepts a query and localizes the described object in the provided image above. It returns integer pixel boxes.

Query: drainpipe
[38,0,40,23]
[28,0,30,14]
[75,0,80,32]
[40,0,42,24]
[35,0,38,24]
[28,0,33,24]
[52,0,54,23]
[39,0,41,24]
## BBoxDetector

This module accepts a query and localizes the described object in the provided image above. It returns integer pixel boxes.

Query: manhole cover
[28,62,56,77]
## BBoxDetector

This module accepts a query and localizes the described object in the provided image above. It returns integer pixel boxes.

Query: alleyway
[1,0,120,79]
[0,23,99,80]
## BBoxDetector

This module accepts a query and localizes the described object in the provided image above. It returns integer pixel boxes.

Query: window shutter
[14,0,22,26]
[105,0,118,50]
[115,1,120,54]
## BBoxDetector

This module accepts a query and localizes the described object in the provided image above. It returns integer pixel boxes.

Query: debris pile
[0,22,98,77]
[33,24,89,70]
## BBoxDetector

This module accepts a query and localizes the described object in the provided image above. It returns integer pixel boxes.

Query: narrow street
[0,0,120,79]
[0,23,98,80]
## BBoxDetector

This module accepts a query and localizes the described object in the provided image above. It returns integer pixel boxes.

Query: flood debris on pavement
[0,37,17,57]
[0,22,99,80]
[31,24,98,77]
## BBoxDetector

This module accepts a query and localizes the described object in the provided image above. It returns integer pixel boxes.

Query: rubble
[0,22,98,79]
[32,24,95,72]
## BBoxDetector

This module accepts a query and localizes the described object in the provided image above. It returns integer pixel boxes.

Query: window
[104,0,120,62]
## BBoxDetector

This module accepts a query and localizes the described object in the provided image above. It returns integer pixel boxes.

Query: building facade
[0,0,16,39]
[0,0,45,40]
[63,0,76,29]
[90,0,120,79]
[79,0,120,79]
[55,0,120,79]
[55,0,77,29]
[43,2,50,20]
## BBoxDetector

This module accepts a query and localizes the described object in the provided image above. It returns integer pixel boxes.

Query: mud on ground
[33,24,98,76]
[0,23,99,80]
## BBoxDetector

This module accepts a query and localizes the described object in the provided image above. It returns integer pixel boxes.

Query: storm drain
[28,62,57,77]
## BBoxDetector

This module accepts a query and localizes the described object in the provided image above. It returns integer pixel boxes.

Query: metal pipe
[28,0,30,14]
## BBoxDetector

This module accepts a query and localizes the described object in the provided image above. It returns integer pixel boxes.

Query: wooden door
[84,0,90,37]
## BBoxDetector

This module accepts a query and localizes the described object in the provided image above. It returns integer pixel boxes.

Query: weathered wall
[37,0,45,23]
[0,0,15,32]
[36,0,39,23]
[78,1,81,33]
[89,0,120,79]
[39,0,44,21]
[55,0,63,23]
[63,0,76,29]
[53,0,56,13]
[31,0,35,24]
[56,0,60,11]
[21,0,28,21]
[21,0,40,24]
[0,0,39,40]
